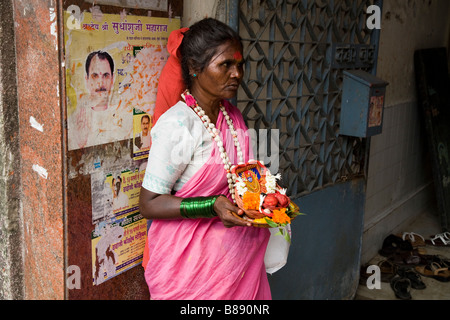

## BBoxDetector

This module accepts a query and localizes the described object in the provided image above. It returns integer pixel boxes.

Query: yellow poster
[91,212,147,285]
[105,168,145,219]
[64,11,180,150]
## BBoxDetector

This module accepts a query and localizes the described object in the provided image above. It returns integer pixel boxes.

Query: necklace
[181,90,244,203]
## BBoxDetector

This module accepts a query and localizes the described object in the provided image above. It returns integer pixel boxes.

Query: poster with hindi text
[64,11,180,151]
[91,212,147,285]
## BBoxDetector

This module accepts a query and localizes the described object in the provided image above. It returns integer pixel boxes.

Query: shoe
[379,234,413,257]
[390,274,412,300]
[389,251,421,266]
[397,267,426,290]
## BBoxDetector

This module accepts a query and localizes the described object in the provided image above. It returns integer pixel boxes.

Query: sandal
[415,262,450,282]
[390,275,412,300]
[377,260,397,282]
[401,232,426,247]
[433,255,450,268]
[425,233,450,246]
[397,267,426,290]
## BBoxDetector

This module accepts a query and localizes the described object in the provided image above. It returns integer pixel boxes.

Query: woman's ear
[187,59,199,78]
[188,68,197,78]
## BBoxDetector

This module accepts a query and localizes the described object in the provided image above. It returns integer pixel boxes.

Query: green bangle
[180,196,220,219]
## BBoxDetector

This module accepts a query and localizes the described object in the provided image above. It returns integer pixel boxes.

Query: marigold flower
[271,208,291,225]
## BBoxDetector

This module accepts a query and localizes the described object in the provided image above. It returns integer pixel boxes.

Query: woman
[139,18,271,300]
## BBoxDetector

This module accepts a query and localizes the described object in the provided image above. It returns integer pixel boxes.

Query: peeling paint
[29,116,43,132]
[90,6,104,22]
[32,164,48,180]
[49,7,58,50]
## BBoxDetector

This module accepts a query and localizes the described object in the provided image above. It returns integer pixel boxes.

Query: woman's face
[194,40,244,101]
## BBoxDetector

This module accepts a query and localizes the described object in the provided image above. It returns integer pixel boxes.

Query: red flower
[184,94,196,107]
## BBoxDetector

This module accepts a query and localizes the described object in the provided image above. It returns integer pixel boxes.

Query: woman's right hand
[213,195,252,228]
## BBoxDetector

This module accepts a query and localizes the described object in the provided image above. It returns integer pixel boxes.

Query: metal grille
[236,0,376,197]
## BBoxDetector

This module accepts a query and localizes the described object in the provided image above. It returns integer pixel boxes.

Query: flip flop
[425,233,450,246]
[401,232,426,247]
[390,275,412,300]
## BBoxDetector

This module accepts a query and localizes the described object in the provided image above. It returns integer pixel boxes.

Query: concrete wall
[182,0,227,27]
[0,0,66,299]
[361,0,450,264]
[0,0,24,300]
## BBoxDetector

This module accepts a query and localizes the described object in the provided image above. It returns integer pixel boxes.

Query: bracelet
[180,196,220,219]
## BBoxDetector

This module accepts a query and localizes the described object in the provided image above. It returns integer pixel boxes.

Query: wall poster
[64,10,180,285]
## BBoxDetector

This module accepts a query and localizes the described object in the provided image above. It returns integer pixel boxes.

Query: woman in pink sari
[139,18,271,300]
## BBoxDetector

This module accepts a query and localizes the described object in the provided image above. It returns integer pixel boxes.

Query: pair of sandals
[390,267,426,300]
[425,232,450,246]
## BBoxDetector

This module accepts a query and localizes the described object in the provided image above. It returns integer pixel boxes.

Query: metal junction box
[340,70,389,137]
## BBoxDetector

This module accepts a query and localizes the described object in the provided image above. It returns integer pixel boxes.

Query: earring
[193,73,197,77]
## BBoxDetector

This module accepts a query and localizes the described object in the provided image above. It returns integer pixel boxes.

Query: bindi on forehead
[233,51,243,62]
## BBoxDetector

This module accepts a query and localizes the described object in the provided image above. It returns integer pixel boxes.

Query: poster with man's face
[64,12,180,151]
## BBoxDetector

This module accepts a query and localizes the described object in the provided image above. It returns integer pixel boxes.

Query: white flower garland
[182,90,244,202]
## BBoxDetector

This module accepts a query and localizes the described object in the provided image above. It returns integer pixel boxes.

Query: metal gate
[228,0,382,299]
[230,0,379,197]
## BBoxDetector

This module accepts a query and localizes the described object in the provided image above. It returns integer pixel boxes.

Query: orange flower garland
[242,192,260,210]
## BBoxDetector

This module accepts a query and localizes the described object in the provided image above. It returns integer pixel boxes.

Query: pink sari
[143,100,271,300]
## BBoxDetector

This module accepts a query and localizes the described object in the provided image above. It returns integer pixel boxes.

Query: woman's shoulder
[153,101,197,128]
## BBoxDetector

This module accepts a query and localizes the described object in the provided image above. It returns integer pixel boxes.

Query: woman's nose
[231,64,243,79]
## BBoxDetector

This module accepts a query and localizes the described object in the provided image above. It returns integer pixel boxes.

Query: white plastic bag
[264,224,291,274]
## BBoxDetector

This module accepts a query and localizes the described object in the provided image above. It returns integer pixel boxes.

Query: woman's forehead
[210,40,243,62]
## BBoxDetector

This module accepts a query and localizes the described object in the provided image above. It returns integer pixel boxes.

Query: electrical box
[340,70,389,137]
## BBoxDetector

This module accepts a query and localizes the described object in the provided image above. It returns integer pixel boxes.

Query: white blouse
[142,101,213,194]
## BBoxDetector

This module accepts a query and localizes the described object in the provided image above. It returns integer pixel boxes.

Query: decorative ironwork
[236,0,376,197]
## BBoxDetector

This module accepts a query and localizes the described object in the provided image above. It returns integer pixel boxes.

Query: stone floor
[355,210,450,300]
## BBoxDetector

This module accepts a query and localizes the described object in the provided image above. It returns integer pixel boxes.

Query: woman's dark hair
[180,18,242,89]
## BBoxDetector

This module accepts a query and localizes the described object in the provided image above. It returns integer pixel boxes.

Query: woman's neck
[189,87,221,124]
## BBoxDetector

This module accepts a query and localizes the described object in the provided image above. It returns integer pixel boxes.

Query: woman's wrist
[180,195,220,219]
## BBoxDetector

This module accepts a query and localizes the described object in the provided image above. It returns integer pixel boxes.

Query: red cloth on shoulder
[143,27,188,272]
[152,27,189,124]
